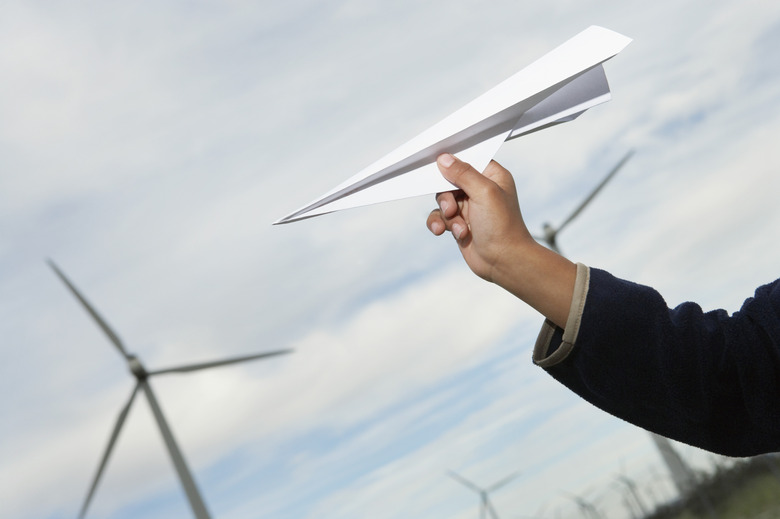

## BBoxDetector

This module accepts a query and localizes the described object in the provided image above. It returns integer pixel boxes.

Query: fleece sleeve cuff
[532,262,590,368]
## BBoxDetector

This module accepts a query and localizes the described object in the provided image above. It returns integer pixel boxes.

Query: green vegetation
[649,456,780,519]
[717,473,780,518]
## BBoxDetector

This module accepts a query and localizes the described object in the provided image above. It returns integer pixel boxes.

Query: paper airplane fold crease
[276,26,631,224]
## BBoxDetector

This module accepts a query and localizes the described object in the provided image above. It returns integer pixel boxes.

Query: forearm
[491,239,576,329]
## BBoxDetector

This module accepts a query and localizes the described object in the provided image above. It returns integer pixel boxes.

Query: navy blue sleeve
[543,268,780,457]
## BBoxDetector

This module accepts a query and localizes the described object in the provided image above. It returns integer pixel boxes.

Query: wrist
[489,234,539,289]
[491,238,576,328]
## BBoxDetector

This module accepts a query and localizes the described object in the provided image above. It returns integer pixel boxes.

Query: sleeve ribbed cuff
[533,262,590,368]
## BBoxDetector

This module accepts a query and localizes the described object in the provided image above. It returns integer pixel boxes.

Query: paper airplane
[275,26,631,224]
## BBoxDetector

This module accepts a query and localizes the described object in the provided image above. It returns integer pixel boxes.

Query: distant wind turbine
[448,469,522,519]
[562,490,606,519]
[535,149,635,255]
[613,474,649,519]
[48,260,292,519]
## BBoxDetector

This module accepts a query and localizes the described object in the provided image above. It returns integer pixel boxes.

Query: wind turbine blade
[140,380,211,519]
[447,470,483,494]
[556,149,634,234]
[47,259,129,359]
[148,349,293,376]
[487,469,522,493]
[78,383,140,519]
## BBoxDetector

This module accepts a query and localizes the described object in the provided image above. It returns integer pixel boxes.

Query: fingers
[429,154,514,242]
[437,153,495,196]
[431,186,469,239]
[450,219,469,241]
[427,209,446,236]
[426,207,469,240]
[435,191,459,219]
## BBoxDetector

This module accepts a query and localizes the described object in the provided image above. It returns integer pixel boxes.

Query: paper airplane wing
[275,26,631,224]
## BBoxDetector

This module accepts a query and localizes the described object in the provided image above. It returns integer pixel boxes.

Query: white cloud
[3,1,780,518]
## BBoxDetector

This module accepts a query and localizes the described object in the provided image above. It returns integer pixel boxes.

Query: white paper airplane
[275,26,631,224]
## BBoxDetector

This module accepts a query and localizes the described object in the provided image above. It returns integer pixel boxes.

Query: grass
[717,473,780,518]
[656,469,780,519]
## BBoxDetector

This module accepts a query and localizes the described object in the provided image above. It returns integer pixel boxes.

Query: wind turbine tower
[649,432,698,497]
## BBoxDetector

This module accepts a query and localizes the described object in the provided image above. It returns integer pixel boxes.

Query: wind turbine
[48,260,292,519]
[614,474,649,518]
[535,149,635,254]
[562,490,606,519]
[448,469,522,519]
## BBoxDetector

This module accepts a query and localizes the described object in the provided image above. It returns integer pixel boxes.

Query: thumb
[437,153,494,198]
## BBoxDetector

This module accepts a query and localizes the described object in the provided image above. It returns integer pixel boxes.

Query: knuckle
[474,181,498,200]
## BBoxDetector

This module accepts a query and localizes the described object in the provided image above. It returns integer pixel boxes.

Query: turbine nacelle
[127,355,148,380]
[541,222,558,251]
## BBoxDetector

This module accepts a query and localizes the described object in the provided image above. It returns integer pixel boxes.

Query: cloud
[4,1,780,518]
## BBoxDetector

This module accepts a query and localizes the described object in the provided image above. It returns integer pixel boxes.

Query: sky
[3,1,780,518]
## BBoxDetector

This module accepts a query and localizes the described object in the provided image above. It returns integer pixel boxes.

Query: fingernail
[438,153,455,168]
[452,223,464,239]
[439,200,449,214]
